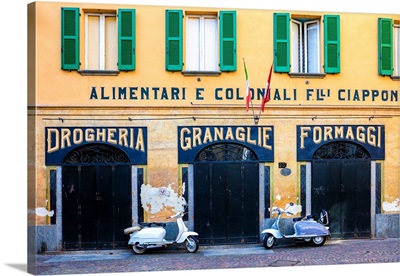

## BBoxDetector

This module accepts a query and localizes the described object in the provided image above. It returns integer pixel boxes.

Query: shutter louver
[273,13,290,72]
[378,18,393,76]
[165,10,183,71]
[61,7,80,70]
[324,15,340,73]
[118,9,136,70]
[220,11,237,71]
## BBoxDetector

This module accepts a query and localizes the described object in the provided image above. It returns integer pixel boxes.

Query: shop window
[165,10,236,74]
[273,13,340,76]
[61,7,136,73]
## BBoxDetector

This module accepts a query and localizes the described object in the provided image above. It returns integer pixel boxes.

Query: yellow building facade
[28,1,399,253]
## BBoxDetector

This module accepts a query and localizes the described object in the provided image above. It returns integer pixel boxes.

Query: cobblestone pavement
[32,238,399,275]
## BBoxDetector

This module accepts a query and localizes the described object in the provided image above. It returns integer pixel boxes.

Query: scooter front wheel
[132,244,146,254]
[311,236,326,246]
[263,234,275,249]
[185,236,199,253]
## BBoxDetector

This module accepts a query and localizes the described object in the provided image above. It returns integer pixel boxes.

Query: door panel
[62,165,131,249]
[210,163,227,244]
[312,159,371,239]
[194,162,259,245]
[96,166,114,248]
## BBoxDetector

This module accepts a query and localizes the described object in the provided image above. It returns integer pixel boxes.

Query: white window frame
[394,24,400,76]
[291,18,320,73]
[185,14,218,71]
[85,13,116,70]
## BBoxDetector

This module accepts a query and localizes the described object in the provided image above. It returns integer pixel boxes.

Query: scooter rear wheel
[311,236,326,246]
[132,244,146,254]
[185,236,199,253]
[263,234,275,249]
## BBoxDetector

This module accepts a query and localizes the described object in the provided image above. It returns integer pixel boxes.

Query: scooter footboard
[176,231,198,243]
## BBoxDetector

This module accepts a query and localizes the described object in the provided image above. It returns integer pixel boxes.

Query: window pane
[291,20,301,73]
[395,26,400,76]
[306,21,319,73]
[105,16,117,70]
[186,17,200,70]
[186,15,217,71]
[87,15,100,69]
[204,17,218,71]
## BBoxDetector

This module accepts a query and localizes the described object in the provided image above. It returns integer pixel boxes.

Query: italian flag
[244,60,251,112]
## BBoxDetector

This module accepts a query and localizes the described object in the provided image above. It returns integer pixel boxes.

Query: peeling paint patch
[140,183,186,214]
[382,198,400,212]
[276,194,281,200]
[269,203,302,216]
[35,207,54,217]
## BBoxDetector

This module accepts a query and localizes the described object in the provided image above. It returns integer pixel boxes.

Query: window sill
[390,76,400,81]
[181,70,221,77]
[78,70,120,76]
[288,72,326,79]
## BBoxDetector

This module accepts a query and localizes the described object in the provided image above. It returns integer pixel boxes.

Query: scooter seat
[140,222,166,228]
[123,226,141,234]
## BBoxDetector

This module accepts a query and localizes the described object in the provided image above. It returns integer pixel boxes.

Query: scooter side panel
[294,221,330,236]
[128,227,167,245]
[261,228,284,239]
[176,231,199,243]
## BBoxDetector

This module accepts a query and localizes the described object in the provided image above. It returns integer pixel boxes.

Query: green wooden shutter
[165,10,183,71]
[324,15,340,73]
[220,11,237,71]
[118,9,136,71]
[273,13,290,72]
[378,18,393,76]
[61,7,80,70]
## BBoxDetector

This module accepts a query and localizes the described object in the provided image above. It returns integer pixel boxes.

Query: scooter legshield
[261,228,284,239]
[176,231,199,243]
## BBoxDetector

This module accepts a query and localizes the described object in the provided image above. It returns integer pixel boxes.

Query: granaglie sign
[177,126,274,163]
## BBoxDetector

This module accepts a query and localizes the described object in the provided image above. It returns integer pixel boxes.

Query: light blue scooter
[261,202,330,249]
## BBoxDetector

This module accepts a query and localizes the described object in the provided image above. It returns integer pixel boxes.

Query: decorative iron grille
[63,144,130,164]
[313,142,371,159]
[195,143,258,162]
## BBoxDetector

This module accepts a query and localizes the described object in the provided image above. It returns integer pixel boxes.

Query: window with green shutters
[324,15,340,73]
[61,7,136,72]
[165,10,183,71]
[61,7,80,70]
[273,13,290,73]
[118,9,136,70]
[378,18,393,76]
[165,9,237,72]
[220,11,237,71]
[274,13,341,75]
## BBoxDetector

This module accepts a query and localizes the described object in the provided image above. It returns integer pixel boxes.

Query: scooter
[123,210,199,254]
[261,202,330,249]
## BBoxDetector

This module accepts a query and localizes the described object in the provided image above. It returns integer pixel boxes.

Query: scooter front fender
[176,231,199,243]
[261,228,284,239]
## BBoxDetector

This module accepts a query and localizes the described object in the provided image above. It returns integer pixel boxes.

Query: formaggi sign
[45,127,147,165]
[296,125,385,161]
